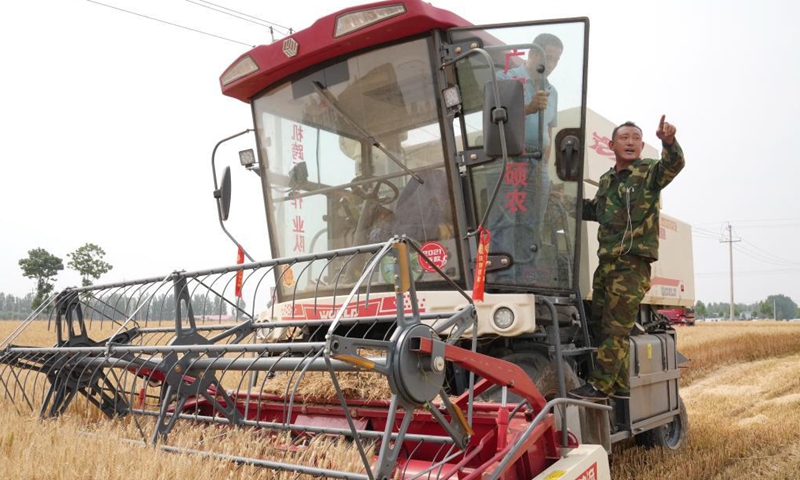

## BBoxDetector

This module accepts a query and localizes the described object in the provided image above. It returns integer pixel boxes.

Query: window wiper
[311,81,424,184]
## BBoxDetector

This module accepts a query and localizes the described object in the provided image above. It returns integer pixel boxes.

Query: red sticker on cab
[418,242,448,273]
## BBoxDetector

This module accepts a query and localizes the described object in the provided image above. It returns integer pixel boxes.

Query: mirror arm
[212,129,254,193]
[211,129,256,262]
[442,48,512,236]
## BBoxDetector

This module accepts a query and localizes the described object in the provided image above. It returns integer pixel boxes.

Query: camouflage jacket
[583,141,685,261]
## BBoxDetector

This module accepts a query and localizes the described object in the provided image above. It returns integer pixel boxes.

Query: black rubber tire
[634,396,689,450]
[480,351,581,402]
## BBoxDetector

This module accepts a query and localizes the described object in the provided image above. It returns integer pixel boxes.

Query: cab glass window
[252,38,459,299]
[450,21,587,292]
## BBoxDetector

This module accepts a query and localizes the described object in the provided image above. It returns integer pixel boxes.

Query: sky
[2,0,800,306]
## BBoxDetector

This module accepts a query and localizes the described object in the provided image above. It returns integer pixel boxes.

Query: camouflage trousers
[587,255,651,395]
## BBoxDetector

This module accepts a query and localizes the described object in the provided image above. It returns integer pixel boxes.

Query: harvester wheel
[480,351,581,402]
[634,396,688,450]
[479,352,581,440]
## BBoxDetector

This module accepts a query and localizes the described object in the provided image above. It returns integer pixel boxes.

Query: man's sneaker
[568,383,608,401]
[611,389,630,400]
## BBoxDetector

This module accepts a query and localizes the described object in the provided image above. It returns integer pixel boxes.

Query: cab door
[447,19,589,294]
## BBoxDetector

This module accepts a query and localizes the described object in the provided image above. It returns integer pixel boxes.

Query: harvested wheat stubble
[261,370,394,402]
[0,402,376,480]
[611,323,800,480]
[259,347,394,402]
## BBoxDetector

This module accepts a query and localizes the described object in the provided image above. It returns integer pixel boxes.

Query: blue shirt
[498,65,558,153]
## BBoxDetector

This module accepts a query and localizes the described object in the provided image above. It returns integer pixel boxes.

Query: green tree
[19,248,64,310]
[759,300,773,319]
[694,300,707,317]
[67,243,113,287]
[765,294,798,321]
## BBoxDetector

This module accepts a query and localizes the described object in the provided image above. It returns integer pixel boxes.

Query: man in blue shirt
[489,34,563,285]
[499,33,562,158]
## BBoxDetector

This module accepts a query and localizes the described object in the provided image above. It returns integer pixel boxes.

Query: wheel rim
[662,413,682,447]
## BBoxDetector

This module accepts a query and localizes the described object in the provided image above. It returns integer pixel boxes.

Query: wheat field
[2,320,800,479]
[612,322,800,480]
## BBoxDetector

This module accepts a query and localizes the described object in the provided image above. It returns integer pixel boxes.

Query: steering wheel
[350,176,400,205]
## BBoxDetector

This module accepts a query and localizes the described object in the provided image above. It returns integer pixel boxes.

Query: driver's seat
[391,168,452,243]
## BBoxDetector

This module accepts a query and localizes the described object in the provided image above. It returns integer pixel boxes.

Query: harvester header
[0,237,610,480]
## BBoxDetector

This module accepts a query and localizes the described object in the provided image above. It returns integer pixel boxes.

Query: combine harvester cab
[1,0,689,478]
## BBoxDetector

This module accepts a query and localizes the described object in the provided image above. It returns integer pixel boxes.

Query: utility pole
[720,222,741,321]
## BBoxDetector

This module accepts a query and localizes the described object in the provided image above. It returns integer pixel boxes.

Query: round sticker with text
[418,242,448,273]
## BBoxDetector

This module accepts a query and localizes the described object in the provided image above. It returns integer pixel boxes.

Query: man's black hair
[533,33,563,50]
[612,121,642,141]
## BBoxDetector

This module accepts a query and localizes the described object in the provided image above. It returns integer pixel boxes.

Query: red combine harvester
[658,307,696,326]
[1,1,690,479]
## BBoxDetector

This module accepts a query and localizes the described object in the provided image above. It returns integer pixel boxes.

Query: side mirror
[215,166,232,221]
[483,79,525,158]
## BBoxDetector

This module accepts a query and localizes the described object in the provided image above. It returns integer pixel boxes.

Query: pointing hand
[656,114,677,145]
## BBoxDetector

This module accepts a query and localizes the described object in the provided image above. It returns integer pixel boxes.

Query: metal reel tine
[0,238,500,480]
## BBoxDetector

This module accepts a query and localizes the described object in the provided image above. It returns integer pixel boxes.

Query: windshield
[450,21,587,293]
[253,37,458,300]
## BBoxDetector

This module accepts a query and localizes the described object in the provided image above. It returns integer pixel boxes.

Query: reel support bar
[411,337,547,411]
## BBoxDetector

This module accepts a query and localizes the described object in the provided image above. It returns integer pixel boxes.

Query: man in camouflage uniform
[569,115,684,400]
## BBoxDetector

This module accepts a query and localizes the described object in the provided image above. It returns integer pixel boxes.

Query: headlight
[239,149,256,167]
[221,56,259,87]
[493,307,515,330]
[334,5,406,38]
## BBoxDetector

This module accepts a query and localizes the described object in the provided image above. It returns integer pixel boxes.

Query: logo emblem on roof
[282,38,299,58]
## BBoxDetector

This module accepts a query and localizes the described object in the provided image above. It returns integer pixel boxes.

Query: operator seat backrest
[392,168,452,243]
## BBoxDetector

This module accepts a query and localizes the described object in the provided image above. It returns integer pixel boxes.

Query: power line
[695,221,800,265]
[191,0,292,35]
[696,267,800,277]
[735,241,800,266]
[692,225,720,236]
[736,223,800,229]
[692,230,721,241]
[694,217,800,227]
[732,244,788,266]
[691,225,723,243]
[185,0,284,40]
[734,217,800,224]
[87,0,254,48]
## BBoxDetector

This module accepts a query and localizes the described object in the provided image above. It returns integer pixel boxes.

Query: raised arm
[649,115,685,190]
